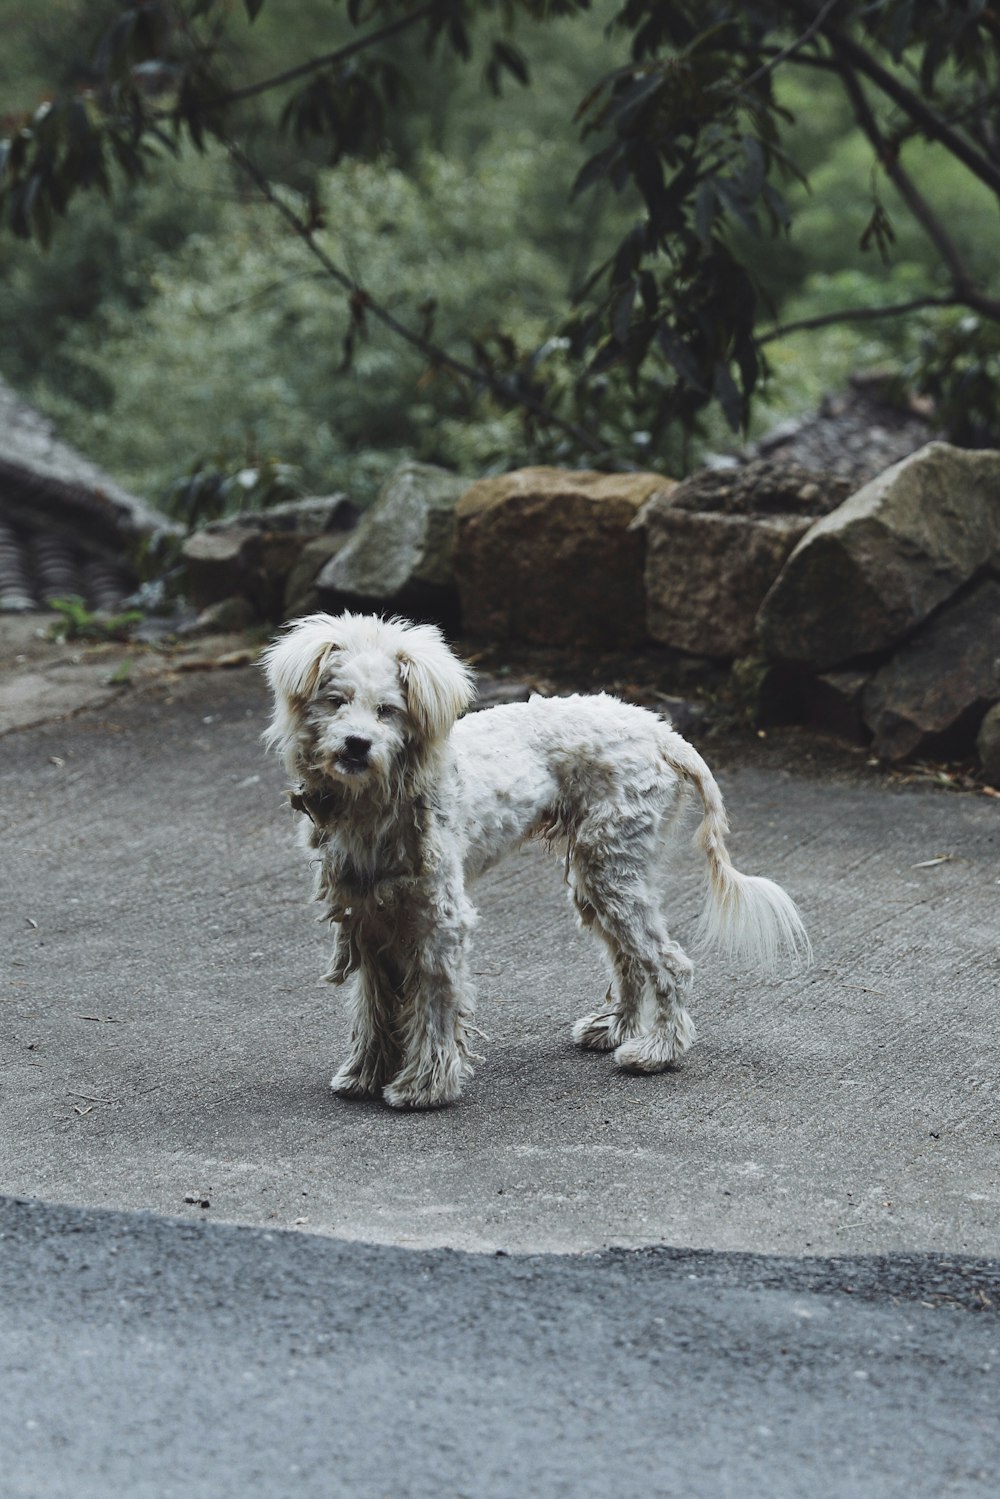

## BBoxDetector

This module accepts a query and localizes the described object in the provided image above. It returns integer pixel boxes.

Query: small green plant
[162,453,305,530]
[48,595,143,643]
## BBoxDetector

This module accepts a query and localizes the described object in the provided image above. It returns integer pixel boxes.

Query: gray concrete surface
[2,665,997,1256]
[1,1196,997,1499]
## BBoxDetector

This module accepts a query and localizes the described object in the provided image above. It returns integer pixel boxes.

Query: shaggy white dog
[263,612,809,1109]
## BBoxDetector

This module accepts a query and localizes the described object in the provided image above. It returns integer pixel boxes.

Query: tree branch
[738,0,841,95]
[833,53,1000,324]
[221,136,611,458]
[836,62,973,291]
[818,15,1000,199]
[757,295,963,345]
[155,2,438,120]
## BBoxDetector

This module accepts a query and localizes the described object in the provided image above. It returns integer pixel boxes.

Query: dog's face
[262,612,474,791]
[306,646,410,786]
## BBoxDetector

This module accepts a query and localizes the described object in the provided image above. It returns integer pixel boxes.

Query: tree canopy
[2,1,1000,482]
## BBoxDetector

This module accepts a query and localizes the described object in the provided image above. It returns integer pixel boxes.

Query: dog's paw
[572,1011,619,1051]
[330,1062,381,1099]
[613,1012,696,1074]
[382,1053,473,1110]
[382,1077,460,1110]
[572,1011,634,1051]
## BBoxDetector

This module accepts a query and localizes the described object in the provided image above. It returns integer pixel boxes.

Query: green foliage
[47,594,143,641]
[2,0,1000,497]
[0,1,121,110]
[902,314,1000,448]
[0,144,224,396]
[11,139,637,506]
[163,452,305,529]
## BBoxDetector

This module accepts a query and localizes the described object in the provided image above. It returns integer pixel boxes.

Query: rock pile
[757,443,1000,762]
[174,430,999,773]
[183,494,357,623]
[748,370,937,489]
[12,367,990,771]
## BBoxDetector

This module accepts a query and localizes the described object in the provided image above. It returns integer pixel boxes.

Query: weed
[48,596,143,643]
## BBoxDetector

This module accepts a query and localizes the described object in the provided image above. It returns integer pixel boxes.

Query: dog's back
[453,693,810,974]
[452,693,684,879]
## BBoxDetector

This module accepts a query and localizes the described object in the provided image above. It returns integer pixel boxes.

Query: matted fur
[262,611,810,1109]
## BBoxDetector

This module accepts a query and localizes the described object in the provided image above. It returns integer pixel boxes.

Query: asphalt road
[2,658,998,1496]
[1,1196,997,1499]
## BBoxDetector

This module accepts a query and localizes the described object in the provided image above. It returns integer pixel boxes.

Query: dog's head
[262,612,474,791]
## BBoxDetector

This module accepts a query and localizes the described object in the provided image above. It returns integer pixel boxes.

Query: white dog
[262,612,809,1109]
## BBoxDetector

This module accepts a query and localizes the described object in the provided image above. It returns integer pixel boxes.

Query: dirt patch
[0,612,266,736]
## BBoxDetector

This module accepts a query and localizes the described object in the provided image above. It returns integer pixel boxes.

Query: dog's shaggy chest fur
[263,612,809,1110]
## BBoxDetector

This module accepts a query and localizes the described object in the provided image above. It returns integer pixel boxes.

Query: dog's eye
[326,693,346,710]
[376,703,398,720]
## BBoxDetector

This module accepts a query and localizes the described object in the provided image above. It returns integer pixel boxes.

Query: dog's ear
[395,623,474,742]
[261,613,342,708]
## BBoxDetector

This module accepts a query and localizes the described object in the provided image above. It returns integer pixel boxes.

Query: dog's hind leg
[569,835,696,1073]
[609,918,696,1074]
[570,885,645,1051]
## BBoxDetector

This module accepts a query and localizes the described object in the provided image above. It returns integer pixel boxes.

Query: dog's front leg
[330,950,403,1099]
[382,885,477,1110]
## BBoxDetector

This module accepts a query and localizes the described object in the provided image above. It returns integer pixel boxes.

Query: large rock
[640,461,849,657]
[757,443,1000,670]
[284,534,353,618]
[183,494,356,619]
[316,462,468,625]
[976,703,1000,784]
[862,579,1000,761]
[454,467,671,648]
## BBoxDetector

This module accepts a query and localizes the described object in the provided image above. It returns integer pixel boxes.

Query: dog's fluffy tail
[659,729,811,974]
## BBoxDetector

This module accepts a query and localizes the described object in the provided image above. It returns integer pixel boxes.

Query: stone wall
[178,440,1000,772]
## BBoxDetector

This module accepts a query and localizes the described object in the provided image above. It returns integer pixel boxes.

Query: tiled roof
[0,378,177,612]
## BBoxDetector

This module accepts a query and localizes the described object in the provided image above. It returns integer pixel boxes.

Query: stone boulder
[183,494,356,620]
[315,462,468,626]
[284,534,353,619]
[454,467,671,648]
[976,703,1000,784]
[862,579,1000,761]
[640,461,849,658]
[757,443,1000,670]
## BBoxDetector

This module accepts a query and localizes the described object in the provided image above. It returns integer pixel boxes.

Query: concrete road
[1,665,997,1255]
[2,659,998,1497]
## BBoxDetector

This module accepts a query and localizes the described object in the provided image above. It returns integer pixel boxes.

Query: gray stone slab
[1,669,997,1255]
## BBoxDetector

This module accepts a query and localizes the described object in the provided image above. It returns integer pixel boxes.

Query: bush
[7,138,632,507]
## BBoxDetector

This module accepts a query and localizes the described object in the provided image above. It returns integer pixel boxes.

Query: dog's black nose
[344,735,371,761]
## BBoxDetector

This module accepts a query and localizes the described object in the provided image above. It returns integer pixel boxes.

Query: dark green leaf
[713,359,742,431]
[695,180,717,245]
[491,40,530,88]
[741,135,766,201]
[657,327,705,390]
[612,282,636,343]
